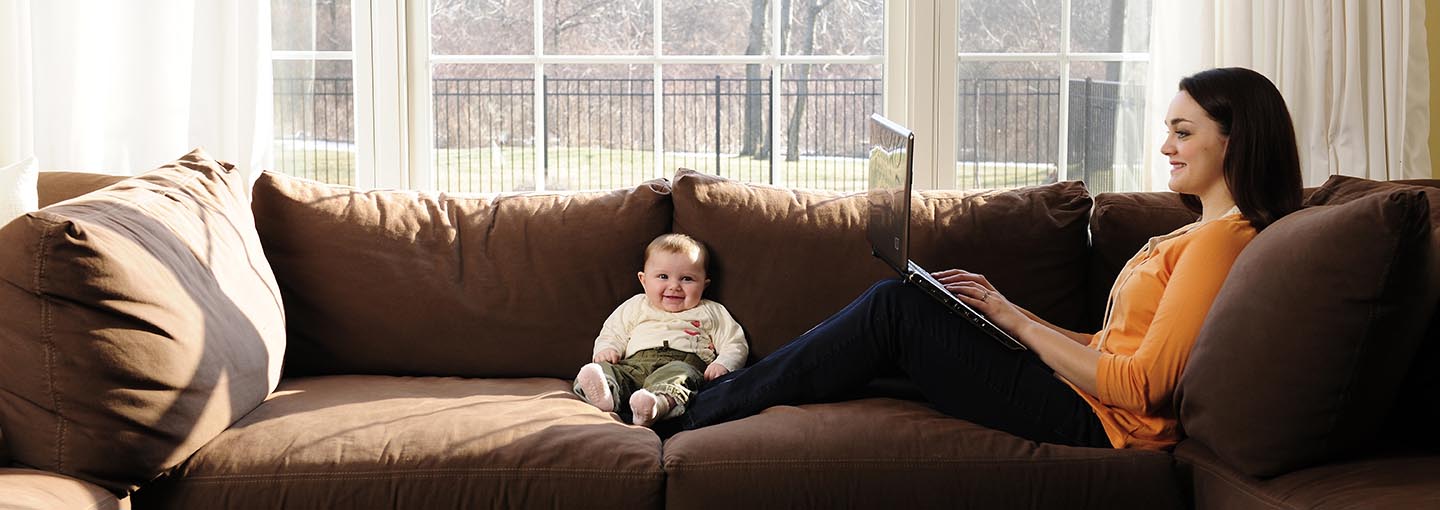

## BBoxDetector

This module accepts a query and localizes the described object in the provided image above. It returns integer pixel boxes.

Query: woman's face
[1161,91,1229,199]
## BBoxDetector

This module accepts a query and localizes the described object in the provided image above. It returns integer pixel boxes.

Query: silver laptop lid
[866,113,915,274]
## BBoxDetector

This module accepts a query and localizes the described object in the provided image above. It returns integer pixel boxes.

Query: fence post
[541,74,548,187]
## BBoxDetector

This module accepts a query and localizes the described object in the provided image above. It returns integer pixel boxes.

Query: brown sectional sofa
[0,150,1437,509]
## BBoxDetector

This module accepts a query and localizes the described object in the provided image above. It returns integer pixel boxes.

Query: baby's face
[638,250,709,313]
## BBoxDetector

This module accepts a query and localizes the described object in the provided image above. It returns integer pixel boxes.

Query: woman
[682,67,1303,450]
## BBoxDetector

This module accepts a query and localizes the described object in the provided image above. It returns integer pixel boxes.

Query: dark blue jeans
[683,279,1111,448]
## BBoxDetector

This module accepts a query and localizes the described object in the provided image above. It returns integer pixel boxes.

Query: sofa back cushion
[670,170,1092,360]
[251,171,673,378]
[0,150,286,494]
[1303,176,1440,452]
[36,172,129,208]
[1178,189,1434,477]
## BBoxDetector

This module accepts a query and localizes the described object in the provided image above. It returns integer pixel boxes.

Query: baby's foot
[629,389,674,428]
[574,363,614,412]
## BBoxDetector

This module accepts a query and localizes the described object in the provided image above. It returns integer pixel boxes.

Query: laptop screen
[866,114,915,274]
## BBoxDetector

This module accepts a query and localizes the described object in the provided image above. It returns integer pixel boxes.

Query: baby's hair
[645,233,709,272]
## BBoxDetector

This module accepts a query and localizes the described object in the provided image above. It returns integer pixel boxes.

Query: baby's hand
[704,363,730,381]
[593,348,621,364]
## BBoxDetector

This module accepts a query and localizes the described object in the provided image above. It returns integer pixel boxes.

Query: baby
[573,233,748,427]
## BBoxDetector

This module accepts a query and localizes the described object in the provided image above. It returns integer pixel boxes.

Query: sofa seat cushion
[662,398,1183,509]
[1175,440,1440,509]
[132,375,663,510]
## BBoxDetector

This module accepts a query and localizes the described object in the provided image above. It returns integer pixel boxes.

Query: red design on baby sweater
[684,329,700,336]
[690,320,701,327]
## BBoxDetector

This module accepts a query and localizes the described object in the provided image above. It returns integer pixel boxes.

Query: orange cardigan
[1071,211,1256,450]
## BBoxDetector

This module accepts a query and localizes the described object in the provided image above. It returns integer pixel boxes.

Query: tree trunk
[740,0,769,157]
[756,0,795,160]
[783,0,828,162]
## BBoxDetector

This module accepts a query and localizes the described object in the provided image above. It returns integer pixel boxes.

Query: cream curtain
[0,0,33,169]
[0,0,272,181]
[1147,0,1430,188]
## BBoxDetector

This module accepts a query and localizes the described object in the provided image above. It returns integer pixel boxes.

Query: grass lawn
[273,143,1055,193]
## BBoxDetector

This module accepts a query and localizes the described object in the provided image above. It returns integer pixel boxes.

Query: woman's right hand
[593,348,621,364]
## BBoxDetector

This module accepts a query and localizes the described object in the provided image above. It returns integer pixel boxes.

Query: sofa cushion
[251,171,673,378]
[1304,176,1440,453]
[36,171,129,208]
[1178,189,1433,478]
[0,468,126,510]
[1174,440,1440,509]
[670,169,1092,360]
[133,375,664,510]
[662,398,1183,509]
[0,149,287,494]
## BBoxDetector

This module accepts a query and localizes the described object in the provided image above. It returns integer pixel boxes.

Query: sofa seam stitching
[33,216,66,472]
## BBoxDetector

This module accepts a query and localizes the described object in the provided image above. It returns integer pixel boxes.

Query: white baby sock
[574,363,614,412]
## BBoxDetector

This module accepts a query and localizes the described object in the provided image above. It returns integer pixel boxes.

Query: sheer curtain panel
[1148,0,1430,188]
[2,0,272,182]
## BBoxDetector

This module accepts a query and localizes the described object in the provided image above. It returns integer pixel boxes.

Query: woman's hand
[704,363,730,381]
[931,269,1028,333]
[593,348,621,364]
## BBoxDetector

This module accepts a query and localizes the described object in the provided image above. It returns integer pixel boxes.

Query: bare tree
[739,0,768,157]
[782,0,832,162]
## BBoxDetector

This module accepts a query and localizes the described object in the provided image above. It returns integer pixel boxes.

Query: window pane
[662,65,771,182]
[271,0,352,52]
[432,64,535,193]
[431,0,534,55]
[1068,61,1148,193]
[779,64,882,192]
[273,60,356,185]
[544,0,652,55]
[1071,0,1151,53]
[545,65,655,190]
[783,0,884,56]
[955,62,1060,189]
[957,0,1059,53]
[662,0,763,55]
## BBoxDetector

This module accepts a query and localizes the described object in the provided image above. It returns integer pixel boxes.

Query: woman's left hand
[932,269,1028,332]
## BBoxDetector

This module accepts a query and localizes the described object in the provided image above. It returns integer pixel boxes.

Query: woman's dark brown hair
[1177,67,1303,230]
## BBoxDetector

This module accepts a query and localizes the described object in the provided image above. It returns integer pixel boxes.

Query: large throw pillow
[1178,189,1433,478]
[1,156,39,226]
[670,169,1092,360]
[251,171,673,379]
[1304,175,1440,452]
[0,149,286,494]
[37,171,129,208]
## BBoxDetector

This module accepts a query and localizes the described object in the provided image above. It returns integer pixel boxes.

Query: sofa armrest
[0,468,127,510]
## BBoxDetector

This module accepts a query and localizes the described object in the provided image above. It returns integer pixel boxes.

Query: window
[269,1,1152,193]
[951,0,1151,192]
[422,0,884,193]
[270,0,357,186]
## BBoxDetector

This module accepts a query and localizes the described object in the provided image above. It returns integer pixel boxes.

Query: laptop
[865,114,1026,351]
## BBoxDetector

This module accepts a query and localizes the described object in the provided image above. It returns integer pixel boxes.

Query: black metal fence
[275,76,1138,192]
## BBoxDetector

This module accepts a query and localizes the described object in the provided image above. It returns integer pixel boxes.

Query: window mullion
[1056,0,1072,183]
[405,0,432,191]
[352,0,378,189]
[652,0,663,181]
